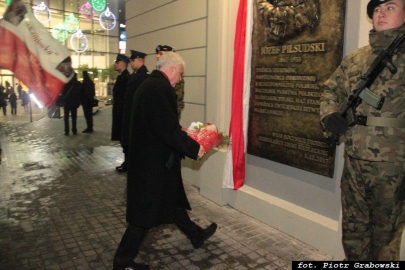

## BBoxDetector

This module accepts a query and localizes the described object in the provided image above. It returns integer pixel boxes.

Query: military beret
[155,45,175,54]
[115,54,129,64]
[367,0,390,18]
[129,50,147,59]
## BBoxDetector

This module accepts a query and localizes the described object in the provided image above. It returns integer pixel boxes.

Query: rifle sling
[356,115,405,128]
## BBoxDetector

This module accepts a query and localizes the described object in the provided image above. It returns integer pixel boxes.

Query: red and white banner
[223,0,251,190]
[0,0,73,107]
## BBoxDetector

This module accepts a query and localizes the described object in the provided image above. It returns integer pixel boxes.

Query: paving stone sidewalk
[0,105,332,269]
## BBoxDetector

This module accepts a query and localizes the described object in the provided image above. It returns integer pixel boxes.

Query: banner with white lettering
[0,0,73,107]
[247,1,346,177]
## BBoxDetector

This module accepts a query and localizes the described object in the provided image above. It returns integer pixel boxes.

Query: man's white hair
[156,52,185,70]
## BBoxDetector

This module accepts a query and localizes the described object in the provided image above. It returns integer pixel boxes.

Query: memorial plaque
[248,0,346,177]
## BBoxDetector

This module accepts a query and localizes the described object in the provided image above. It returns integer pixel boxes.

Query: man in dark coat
[116,50,149,173]
[61,73,81,135]
[113,52,217,270]
[111,54,130,142]
[81,70,95,133]
[0,84,7,116]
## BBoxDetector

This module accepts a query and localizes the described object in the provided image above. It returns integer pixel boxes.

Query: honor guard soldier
[112,54,130,171]
[118,50,149,173]
[320,0,405,261]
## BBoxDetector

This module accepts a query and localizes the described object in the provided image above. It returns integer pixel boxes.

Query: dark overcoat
[126,70,200,228]
[111,69,130,141]
[80,77,95,108]
[121,65,149,148]
[62,75,81,109]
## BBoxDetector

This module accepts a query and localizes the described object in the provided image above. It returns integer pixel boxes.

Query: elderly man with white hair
[113,52,217,270]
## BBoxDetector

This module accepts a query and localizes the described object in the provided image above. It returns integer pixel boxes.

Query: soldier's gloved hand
[322,112,349,135]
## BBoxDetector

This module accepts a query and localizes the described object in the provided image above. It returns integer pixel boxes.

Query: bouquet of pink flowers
[183,122,230,153]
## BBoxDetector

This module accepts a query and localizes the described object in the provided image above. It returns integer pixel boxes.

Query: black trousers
[82,105,93,130]
[121,145,128,164]
[63,107,77,133]
[113,207,200,267]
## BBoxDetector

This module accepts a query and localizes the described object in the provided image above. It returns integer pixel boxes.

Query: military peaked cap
[367,0,391,18]
[129,50,147,59]
[155,45,175,54]
[115,54,129,64]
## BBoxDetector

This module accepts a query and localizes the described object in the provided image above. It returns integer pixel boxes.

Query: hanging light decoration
[33,2,52,23]
[99,7,116,30]
[80,2,94,20]
[51,23,68,42]
[91,0,107,12]
[70,29,89,53]
[64,13,80,33]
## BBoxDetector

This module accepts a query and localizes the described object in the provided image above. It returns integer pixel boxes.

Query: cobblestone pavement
[0,104,332,269]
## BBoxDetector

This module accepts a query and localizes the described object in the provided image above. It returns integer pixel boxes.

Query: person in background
[0,84,7,116]
[8,91,17,115]
[0,83,5,94]
[81,70,95,133]
[21,90,29,112]
[320,0,405,260]
[117,50,149,173]
[16,83,22,99]
[4,81,12,95]
[112,52,216,270]
[155,45,185,119]
[111,54,130,141]
[111,54,131,171]
[62,73,81,135]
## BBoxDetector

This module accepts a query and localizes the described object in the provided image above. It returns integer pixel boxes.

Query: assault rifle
[325,31,405,147]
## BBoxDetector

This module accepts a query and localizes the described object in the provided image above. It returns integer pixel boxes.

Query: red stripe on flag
[0,27,65,106]
[230,0,247,190]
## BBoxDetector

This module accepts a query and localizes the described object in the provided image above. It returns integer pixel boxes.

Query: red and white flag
[0,0,73,107]
[223,0,251,190]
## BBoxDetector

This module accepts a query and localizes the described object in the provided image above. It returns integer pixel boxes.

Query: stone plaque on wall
[247,0,346,177]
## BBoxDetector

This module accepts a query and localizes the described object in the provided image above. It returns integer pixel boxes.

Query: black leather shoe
[116,161,127,172]
[64,132,69,136]
[82,129,93,133]
[117,165,128,173]
[190,223,217,249]
[113,262,150,270]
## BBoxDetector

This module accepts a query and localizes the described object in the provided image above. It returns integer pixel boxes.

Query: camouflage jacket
[320,25,405,162]
[174,79,185,119]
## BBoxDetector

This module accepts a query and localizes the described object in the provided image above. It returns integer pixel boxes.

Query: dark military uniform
[174,78,185,119]
[111,69,130,141]
[320,25,405,260]
[117,50,149,172]
[121,65,149,153]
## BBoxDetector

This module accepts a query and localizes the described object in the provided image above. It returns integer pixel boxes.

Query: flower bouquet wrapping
[183,122,231,153]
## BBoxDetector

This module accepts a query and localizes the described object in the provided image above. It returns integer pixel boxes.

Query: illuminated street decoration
[33,2,51,23]
[91,0,107,12]
[64,13,80,33]
[70,29,89,53]
[99,7,116,30]
[80,2,94,20]
[51,23,68,42]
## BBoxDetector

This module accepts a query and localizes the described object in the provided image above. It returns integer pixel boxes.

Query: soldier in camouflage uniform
[320,0,405,261]
[155,45,185,119]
